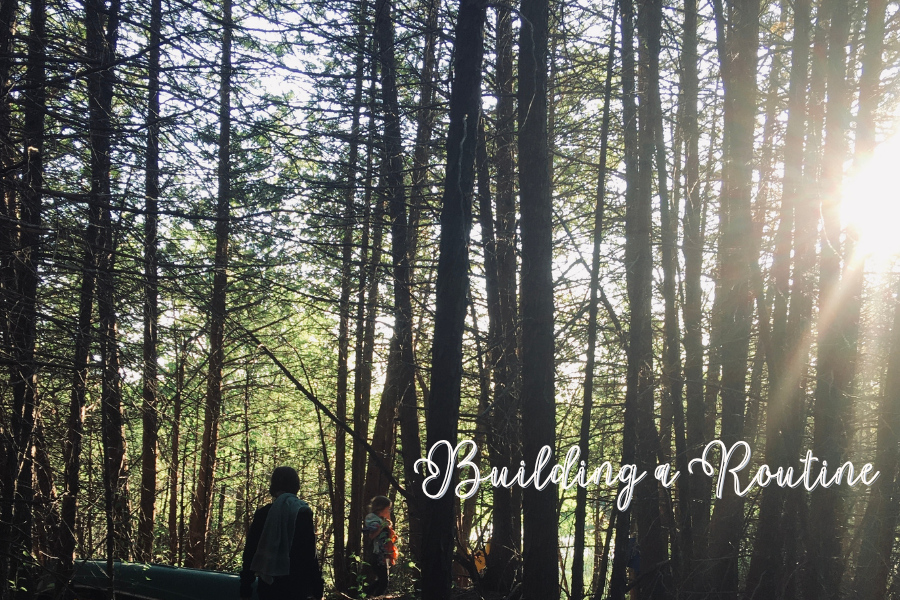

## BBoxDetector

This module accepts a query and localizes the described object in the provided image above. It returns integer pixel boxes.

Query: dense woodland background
[2,0,900,597]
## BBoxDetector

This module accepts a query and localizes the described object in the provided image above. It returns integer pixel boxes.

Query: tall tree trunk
[482,2,521,592]
[745,0,810,595]
[333,0,369,583]
[806,0,853,593]
[650,0,688,586]
[847,2,888,592]
[187,0,231,567]
[777,0,834,594]
[2,0,43,593]
[61,188,96,578]
[363,327,398,504]
[419,0,486,595]
[608,0,638,595]
[571,8,616,599]
[138,0,162,562]
[463,293,489,551]
[705,0,758,594]
[518,0,558,594]
[0,2,18,593]
[85,0,128,569]
[372,0,426,561]
[350,67,381,572]
[630,0,669,596]
[680,0,707,584]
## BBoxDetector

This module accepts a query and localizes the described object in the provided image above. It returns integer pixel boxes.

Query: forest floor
[331,587,508,600]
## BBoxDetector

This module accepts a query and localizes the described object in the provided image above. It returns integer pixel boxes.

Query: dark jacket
[240,502,325,600]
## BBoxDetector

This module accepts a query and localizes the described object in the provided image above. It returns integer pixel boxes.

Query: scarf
[250,493,306,584]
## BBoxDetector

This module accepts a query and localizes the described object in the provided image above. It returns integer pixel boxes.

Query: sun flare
[840,130,900,262]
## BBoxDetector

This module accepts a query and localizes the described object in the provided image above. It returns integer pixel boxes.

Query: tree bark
[745,0,810,595]
[851,276,900,600]
[806,0,854,593]
[0,0,18,591]
[608,0,638,595]
[187,0,232,567]
[351,67,382,570]
[85,0,128,570]
[482,2,521,592]
[705,0,758,593]
[372,0,426,562]
[138,0,162,562]
[630,0,669,596]
[420,0,486,595]
[518,0,558,595]
[571,7,616,599]
[333,0,369,583]
[168,338,186,564]
[2,0,43,592]
[847,3,888,593]
[679,0,708,584]
[650,0,688,587]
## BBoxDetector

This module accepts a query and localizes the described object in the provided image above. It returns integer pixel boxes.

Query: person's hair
[269,466,301,496]
[369,495,391,514]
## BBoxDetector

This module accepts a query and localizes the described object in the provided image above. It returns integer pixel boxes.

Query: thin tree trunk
[482,1,521,591]
[333,0,369,581]
[852,0,886,165]
[85,0,128,569]
[778,0,833,594]
[705,0,758,593]
[350,67,381,571]
[363,329,398,503]
[680,0,707,584]
[572,8,616,599]
[806,0,853,593]
[168,339,186,564]
[847,1,889,592]
[0,0,18,591]
[0,0,43,589]
[474,113,504,587]
[32,420,59,565]
[138,0,162,562]
[3,0,43,591]
[851,277,900,600]
[745,0,810,594]
[463,295,488,553]
[187,0,231,567]
[651,0,688,588]
[408,0,439,253]
[608,0,638,595]
[372,0,425,561]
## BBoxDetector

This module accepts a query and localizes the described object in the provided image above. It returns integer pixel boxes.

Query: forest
[2,0,900,596]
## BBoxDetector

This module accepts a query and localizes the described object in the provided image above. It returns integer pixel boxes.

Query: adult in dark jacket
[240,467,325,600]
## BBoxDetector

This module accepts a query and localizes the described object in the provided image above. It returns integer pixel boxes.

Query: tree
[571,6,616,598]
[482,2,522,592]
[187,0,232,566]
[518,0,559,595]
[420,0,487,594]
[371,0,426,562]
[704,0,758,593]
[138,0,163,562]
